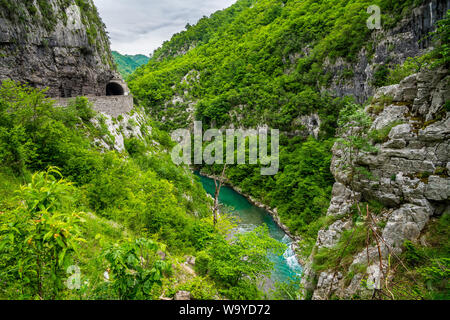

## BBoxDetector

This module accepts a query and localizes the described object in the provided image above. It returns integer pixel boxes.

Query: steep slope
[0,0,117,97]
[0,81,219,299]
[301,65,449,300]
[128,0,448,242]
[127,0,449,300]
[112,51,150,78]
[129,0,449,132]
[0,1,291,301]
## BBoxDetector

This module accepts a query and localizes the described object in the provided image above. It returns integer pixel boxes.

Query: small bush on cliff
[369,120,404,144]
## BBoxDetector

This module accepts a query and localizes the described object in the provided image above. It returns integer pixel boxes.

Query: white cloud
[93,0,237,55]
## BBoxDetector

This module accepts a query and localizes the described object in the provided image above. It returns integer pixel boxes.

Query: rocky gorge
[0,0,118,97]
[0,0,448,301]
[302,66,449,299]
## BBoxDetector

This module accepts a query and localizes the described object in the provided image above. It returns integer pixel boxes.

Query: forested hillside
[128,0,444,256]
[112,51,150,78]
[0,0,448,302]
[0,0,290,301]
[0,81,286,300]
[129,0,426,131]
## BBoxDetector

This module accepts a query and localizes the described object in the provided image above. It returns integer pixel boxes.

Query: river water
[196,174,303,290]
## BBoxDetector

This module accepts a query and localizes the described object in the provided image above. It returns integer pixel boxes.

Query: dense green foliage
[127,0,427,255]
[101,238,171,300]
[0,0,114,68]
[112,51,150,78]
[0,81,288,300]
[201,135,336,252]
[129,0,423,131]
[1,0,447,302]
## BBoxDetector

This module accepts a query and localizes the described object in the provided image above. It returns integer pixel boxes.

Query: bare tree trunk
[213,165,227,227]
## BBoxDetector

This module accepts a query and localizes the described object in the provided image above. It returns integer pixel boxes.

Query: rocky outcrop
[0,0,117,97]
[174,291,192,300]
[325,0,450,103]
[289,113,322,139]
[94,107,153,153]
[302,66,449,300]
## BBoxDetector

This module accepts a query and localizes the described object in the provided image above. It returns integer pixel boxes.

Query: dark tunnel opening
[106,82,125,96]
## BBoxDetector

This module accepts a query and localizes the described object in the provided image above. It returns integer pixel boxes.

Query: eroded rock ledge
[302,67,449,300]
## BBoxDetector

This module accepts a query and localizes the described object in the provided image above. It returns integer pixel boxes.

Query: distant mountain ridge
[112,51,150,78]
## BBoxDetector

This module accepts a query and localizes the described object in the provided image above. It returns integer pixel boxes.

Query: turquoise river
[197,174,303,291]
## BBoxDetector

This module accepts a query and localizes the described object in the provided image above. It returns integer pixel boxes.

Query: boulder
[174,291,191,300]
[425,176,450,201]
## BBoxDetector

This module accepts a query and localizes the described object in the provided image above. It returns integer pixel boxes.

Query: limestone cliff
[325,0,450,103]
[301,66,449,299]
[0,0,117,97]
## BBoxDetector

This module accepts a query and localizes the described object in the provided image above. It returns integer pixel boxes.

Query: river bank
[197,170,305,266]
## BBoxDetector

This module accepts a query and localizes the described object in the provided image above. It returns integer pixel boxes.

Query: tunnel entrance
[106,82,125,96]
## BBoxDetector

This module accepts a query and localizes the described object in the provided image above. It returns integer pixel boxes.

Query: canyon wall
[302,66,449,299]
[325,0,450,103]
[0,0,117,98]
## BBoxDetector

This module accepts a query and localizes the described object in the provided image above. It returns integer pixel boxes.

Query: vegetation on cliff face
[0,81,285,300]
[112,51,150,78]
[0,0,71,30]
[128,0,433,253]
[0,0,448,301]
[129,0,424,131]
[373,12,450,87]
[126,0,449,301]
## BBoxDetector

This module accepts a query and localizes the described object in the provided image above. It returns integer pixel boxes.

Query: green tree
[336,102,376,192]
[205,226,285,298]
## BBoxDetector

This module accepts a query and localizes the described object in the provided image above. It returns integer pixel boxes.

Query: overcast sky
[93,0,236,56]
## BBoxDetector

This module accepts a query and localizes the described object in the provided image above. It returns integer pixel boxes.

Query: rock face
[174,291,191,300]
[0,0,117,98]
[290,113,322,139]
[325,0,450,103]
[302,66,449,300]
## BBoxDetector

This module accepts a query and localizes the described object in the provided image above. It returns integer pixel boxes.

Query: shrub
[369,120,404,144]
[372,64,390,87]
[0,168,84,299]
[195,251,212,276]
[69,97,97,122]
[102,238,171,300]
[176,277,217,300]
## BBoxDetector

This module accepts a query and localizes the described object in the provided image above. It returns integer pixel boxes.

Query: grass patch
[369,120,404,144]
[312,224,369,273]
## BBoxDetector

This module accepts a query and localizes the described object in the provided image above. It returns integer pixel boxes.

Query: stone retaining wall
[55,95,134,118]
